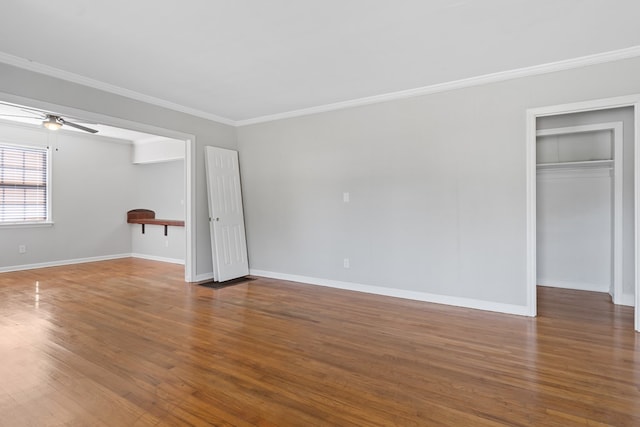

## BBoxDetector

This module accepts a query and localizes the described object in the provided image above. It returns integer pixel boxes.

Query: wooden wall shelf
[127,209,184,236]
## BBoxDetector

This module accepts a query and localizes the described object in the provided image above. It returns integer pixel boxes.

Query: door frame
[526,94,640,331]
[0,91,198,282]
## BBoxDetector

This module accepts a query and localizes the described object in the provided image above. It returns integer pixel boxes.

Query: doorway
[536,121,623,302]
[526,95,640,331]
[0,92,197,282]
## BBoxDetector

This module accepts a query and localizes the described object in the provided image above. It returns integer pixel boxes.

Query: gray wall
[131,160,185,262]
[0,121,135,268]
[237,57,640,308]
[0,62,237,278]
[3,56,640,306]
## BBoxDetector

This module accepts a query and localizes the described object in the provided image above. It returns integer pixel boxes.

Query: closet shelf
[536,159,613,170]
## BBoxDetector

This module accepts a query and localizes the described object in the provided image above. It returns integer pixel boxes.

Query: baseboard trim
[192,272,215,283]
[537,279,609,293]
[618,293,635,307]
[0,253,131,273]
[130,253,185,265]
[250,269,530,316]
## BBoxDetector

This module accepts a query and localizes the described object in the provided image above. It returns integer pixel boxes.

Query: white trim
[528,94,640,117]
[536,122,623,137]
[2,47,640,127]
[0,253,131,273]
[619,293,635,307]
[193,272,215,283]
[0,52,235,127]
[635,102,640,330]
[525,94,640,332]
[0,221,54,229]
[184,138,196,282]
[536,160,613,170]
[130,253,185,265]
[536,167,612,179]
[132,156,184,165]
[135,135,178,145]
[526,112,538,317]
[249,269,530,316]
[613,123,624,306]
[237,46,640,126]
[537,279,609,293]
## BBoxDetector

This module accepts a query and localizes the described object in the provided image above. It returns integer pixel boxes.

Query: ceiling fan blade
[60,119,98,134]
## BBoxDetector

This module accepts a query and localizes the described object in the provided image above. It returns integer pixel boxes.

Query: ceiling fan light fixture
[43,115,62,131]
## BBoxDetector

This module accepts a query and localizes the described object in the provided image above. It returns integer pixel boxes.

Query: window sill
[0,221,54,229]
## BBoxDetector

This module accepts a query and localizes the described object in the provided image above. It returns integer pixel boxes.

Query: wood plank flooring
[0,258,639,426]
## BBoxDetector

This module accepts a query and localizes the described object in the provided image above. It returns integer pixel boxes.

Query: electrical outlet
[343,258,350,269]
[18,245,26,254]
[343,192,350,203]
[165,240,169,247]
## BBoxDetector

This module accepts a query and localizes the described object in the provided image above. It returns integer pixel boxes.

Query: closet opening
[536,120,624,303]
[526,96,640,331]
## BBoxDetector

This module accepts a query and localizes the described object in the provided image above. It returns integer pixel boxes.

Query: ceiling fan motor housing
[43,115,62,130]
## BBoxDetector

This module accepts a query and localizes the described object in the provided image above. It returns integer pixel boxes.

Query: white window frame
[0,141,52,228]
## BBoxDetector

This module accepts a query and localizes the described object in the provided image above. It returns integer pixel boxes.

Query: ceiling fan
[41,114,98,133]
[0,102,98,134]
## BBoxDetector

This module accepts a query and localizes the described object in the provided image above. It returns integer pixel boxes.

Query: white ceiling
[1,1,639,124]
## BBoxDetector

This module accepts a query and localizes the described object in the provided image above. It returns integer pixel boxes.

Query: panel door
[204,146,249,281]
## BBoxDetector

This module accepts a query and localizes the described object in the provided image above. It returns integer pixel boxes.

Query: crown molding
[2,46,640,128]
[237,45,640,126]
[0,51,236,126]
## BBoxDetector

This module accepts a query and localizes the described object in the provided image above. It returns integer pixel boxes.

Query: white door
[204,146,249,281]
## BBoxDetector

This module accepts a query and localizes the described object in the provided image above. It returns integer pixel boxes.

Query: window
[0,143,50,224]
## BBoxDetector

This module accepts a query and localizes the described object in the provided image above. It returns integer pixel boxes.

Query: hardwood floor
[0,258,639,426]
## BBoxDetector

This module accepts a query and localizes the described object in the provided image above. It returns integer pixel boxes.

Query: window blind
[0,144,48,223]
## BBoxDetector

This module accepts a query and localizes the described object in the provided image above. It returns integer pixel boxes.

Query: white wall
[0,121,135,269]
[237,57,640,311]
[0,62,237,279]
[131,159,185,263]
[537,167,612,292]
